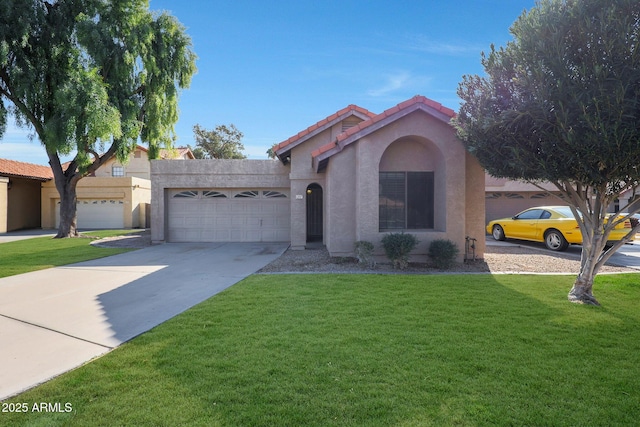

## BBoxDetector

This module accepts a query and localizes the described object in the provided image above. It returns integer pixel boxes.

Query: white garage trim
[167,188,290,242]
[56,199,125,229]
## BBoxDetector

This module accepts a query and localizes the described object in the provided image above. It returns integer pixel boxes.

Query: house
[151,95,486,261]
[40,146,194,230]
[485,175,567,222]
[0,159,53,232]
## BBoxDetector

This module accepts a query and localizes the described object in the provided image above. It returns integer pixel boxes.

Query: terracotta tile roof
[311,95,456,162]
[274,104,376,156]
[0,158,53,181]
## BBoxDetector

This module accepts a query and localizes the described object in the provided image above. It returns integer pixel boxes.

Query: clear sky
[1,0,536,165]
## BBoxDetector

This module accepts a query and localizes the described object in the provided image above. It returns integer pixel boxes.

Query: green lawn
[2,273,639,426]
[0,230,135,278]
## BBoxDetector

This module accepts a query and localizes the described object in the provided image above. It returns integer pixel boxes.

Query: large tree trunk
[55,176,79,238]
[47,148,82,239]
[568,208,608,306]
[568,276,599,305]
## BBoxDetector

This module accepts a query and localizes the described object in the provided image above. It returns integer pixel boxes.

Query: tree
[0,0,196,237]
[192,124,246,159]
[454,0,640,305]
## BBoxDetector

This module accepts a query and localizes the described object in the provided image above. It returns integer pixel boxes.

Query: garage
[486,192,567,223]
[56,199,125,229]
[167,188,290,242]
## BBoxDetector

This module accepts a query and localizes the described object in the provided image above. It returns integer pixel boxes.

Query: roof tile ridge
[275,103,376,152]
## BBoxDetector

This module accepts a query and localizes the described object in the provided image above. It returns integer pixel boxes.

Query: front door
[306,184,323,242]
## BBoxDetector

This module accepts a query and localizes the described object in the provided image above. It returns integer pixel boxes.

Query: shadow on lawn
[141,273,640,427]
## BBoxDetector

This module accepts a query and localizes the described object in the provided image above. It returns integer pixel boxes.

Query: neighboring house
[485,175,567,223]
[151,95,486,261]
[41,145,194,230]
[0,159,53,232]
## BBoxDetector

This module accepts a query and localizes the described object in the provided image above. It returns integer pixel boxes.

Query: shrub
[428,239,459,270]
[354,240,375,268]
[381,233,418,270]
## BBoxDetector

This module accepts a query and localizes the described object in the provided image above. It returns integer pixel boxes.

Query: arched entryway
[306,183,323,242]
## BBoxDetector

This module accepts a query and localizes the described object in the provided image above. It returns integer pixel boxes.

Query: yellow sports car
[486,206,631,251]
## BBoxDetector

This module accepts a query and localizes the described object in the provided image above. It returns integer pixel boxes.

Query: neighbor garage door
[56,199,125,229]
[167,189,290,242]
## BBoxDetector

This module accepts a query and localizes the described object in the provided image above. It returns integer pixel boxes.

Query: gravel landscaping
[257,243,637,274]
[91,230,637,274]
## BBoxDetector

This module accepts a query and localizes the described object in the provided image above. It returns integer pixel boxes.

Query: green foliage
[428,239,459,270]
[453,0,640,300]
[192,123,247,159]
[0,0,197,236]
[354,240,375,268]
[381,232,418,270]
[455,0,640,189]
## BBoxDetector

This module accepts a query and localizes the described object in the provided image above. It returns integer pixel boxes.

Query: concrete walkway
[0,242,288,400]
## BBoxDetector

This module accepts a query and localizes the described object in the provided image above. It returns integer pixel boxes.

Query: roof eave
[274,109,375,160]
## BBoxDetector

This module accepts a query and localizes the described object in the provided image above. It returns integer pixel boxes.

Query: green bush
[428,239,459,270]
[354,240,376,268]
[381,233,418,270]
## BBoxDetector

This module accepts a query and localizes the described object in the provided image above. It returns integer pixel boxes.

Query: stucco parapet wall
[485,175,558,192]
[151,159,291,188]
[43,176,151,190]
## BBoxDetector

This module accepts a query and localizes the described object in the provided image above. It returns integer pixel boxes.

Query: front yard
[0,230,135,278]
[3,273,639,426]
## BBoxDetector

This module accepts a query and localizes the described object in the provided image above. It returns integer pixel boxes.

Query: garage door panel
[168,189,290,242]
[56,199,124,229]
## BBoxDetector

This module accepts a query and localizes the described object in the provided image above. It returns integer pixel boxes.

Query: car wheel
[544,229,569,251]
[492,225,506,241]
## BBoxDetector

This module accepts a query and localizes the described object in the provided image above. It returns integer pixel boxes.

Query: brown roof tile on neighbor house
[313,95,456,162]
[274,104,376,153]
[0,158,53,181]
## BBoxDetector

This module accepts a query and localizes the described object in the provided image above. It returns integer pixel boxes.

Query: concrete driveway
[0,242,288,400]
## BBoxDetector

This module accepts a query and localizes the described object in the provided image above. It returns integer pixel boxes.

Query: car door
[510,209,544,240]
[533,209,553,240]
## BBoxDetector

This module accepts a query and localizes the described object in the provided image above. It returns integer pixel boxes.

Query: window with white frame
[112,165,125,177]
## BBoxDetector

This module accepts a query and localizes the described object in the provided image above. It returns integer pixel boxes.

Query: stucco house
[485,175,568,223]
[0,159,53,232]
[41,146,194,230]
[151,95,486,261]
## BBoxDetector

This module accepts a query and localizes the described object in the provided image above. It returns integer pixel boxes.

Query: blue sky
[1,0,535,165]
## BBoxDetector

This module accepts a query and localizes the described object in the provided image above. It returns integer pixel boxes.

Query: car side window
[540,210,552,219]
[516,209,543,220]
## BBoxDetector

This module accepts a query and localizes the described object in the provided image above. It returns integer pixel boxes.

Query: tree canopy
[0,0,197,237]
[454,0,640,305]
[192,124,246,159]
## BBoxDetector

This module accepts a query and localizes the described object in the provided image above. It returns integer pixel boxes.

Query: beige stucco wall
[322,110,482,262]
[465,151,486,259]
[41,176,150,229]
[150,159,290,243]
[0,177,7,233]
[6,177,42,231]
[94,147,151,179]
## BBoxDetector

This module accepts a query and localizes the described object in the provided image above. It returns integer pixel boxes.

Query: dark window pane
[516,209,543,220]
[379,171,435,230]
[379,172,405,229]
[407,172,434,228]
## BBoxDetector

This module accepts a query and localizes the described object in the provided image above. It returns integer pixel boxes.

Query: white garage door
[168,189,290,242]
[56,199,125,229]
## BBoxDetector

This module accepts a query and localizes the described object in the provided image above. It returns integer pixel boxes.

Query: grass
[2,273,639,426]
[0,230,135,278]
